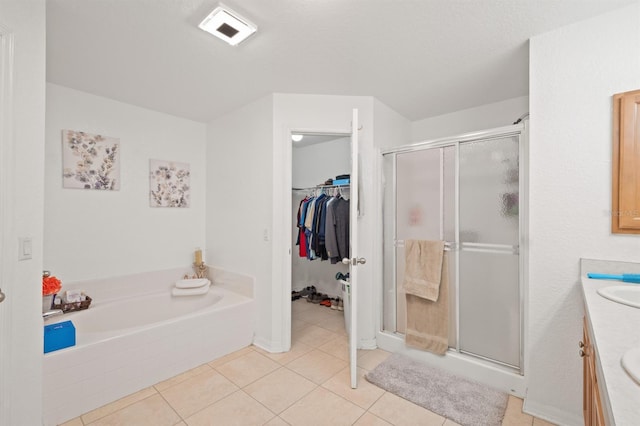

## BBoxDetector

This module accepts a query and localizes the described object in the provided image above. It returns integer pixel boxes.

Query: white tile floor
[60,298,556,426]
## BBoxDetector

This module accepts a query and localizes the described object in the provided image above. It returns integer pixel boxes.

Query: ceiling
[46,0,634,124]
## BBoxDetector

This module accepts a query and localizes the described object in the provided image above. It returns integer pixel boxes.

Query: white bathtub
[42,268,255,426]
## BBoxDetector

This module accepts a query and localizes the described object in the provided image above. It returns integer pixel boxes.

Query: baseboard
[359,337,377,350]
[252,336,284,353]
[523,399,583,426]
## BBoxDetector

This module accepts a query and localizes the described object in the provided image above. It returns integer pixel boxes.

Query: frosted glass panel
[396,150,441,241]
[459,137,519,245]
[382,154,396,332]
[395,149,441,333]
[459,251,520,367]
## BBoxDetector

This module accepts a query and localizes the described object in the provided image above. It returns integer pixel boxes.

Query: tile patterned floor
[61,299,556,426]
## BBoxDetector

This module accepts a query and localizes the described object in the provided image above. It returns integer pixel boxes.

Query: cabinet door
[583,317,605,426]
[613,89,640,233]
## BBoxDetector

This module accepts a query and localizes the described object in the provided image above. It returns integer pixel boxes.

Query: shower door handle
[0,288,5,304]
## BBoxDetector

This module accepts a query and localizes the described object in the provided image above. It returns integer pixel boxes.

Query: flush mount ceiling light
[198,4,257,46]
[291,134,304,142]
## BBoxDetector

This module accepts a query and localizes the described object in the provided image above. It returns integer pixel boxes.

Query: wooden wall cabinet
[612,88,640,233]
[582,317,605,426]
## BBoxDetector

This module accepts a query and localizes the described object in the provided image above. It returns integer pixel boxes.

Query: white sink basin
[622,347,640,384]
[597,285,640,309]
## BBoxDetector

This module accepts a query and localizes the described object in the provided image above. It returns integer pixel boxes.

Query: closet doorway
[287,110,362,388]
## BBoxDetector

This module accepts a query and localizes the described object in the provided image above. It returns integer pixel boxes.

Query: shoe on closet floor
[320,299,332,307]
[299,286,316,298]
[338,298,344,311]
[330,298,339,310]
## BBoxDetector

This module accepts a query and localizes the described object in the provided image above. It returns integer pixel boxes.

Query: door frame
[272,125,351,354]
[0,23,15,425]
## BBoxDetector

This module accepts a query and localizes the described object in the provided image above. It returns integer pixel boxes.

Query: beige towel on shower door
[403,240,444,302]
[403,240,449,355]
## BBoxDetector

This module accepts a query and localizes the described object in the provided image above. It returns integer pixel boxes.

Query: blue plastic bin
[44,320,76,353]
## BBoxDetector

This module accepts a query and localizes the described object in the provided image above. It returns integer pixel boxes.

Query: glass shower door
[458,136,520,368]
[382,146,456,345]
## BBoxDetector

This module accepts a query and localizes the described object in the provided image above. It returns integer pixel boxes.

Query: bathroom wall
[205,94,275,346]
[44,83,207,282]
[206,93,409,351]
[0,0,46,424]
[527,2,640,424]
[411,96,529,142]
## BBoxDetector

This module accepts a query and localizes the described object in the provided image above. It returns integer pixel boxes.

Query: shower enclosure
[381,124,526,373]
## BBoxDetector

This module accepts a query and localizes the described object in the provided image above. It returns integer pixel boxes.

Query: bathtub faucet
[42,309,64,320]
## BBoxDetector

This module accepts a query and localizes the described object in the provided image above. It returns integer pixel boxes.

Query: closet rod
[292,184,350,191]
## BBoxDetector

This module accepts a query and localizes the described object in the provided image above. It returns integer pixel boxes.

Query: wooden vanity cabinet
[612,88,640,234]
[582,317,605,426]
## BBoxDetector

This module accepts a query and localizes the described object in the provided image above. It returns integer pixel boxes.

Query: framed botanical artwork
[62,130,120,190]
[149,159,190,208]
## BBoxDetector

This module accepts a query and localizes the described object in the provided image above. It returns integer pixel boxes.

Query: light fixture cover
[198,4,257,46]
[291,134,304,142]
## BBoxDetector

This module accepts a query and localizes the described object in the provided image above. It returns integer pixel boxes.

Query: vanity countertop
[580,259,640,425]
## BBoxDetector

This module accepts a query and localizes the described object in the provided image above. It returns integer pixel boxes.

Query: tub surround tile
[353,412,393,425]
[244,367,317,414]
[154,364,212,392]
[368,392,445,426]
[159,370,238,419]
[322,367,385,410]
[81,386,158,424]
[214,350,281,388]
[280,386,365,426]
[86,393,180,426]
[286,349,348,385]
[209,266,255,298]
[207,345,254,368]
[184,390,274,426]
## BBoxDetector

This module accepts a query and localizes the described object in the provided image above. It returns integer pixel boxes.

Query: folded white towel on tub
[175,278,210,289]
[172,283,210,296]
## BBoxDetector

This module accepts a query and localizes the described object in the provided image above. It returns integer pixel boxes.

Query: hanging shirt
[325,197,340,264]
[296,197,308,257]
[334,198,350,260]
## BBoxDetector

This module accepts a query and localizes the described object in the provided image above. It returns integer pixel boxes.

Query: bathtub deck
[59,300,543,426]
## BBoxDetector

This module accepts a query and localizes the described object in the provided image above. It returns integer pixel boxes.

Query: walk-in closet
[290,133,352,333]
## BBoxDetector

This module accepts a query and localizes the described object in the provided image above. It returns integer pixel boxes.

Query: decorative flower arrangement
[42,273,62,296]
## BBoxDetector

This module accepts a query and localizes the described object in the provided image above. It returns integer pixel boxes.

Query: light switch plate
[18,237,32,261]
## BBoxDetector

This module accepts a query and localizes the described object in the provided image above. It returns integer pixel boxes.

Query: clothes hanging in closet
[296,192,349,263]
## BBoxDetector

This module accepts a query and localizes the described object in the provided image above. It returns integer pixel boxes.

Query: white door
[0,28,13,426]
[344,109,364,389]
